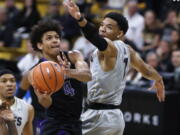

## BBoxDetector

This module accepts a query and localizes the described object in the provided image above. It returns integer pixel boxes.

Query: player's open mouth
[7,89,14,93]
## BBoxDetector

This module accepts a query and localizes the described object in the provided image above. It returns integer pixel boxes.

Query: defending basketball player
[0,69,34,135]
[64,0,165,135]
[27,20,91,135]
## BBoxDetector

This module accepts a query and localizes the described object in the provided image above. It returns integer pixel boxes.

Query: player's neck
[6,97,15,106]
[43,54,58,63]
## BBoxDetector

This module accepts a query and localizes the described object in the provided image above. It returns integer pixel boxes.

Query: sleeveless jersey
[88,40,130,105]
[11,97,29,135]
[46,52,83,123]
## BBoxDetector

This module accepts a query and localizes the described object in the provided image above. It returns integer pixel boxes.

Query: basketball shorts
[40,118,82,135]
[81,109,125,135]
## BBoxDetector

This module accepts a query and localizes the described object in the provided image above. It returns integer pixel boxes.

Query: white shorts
[81,109,125,135]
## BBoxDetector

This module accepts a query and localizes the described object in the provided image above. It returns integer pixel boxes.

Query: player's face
[99,17,122,40]
[38,31,61,58]
[171,51,180,67]
[0,74,16,99]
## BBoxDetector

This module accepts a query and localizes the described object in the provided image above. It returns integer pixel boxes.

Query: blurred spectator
[13,0,41,33]
[124,0,144,50]
[0,7,15,47]
[89,0,109,24]
[170,29,180,50]
[161,10,179,42]
[73,36,95,60]
[171,49,180,90]
[43,0,61,21]
[17,40,39,76]
[145,51,162,72]
[107,0,126,9]
[156,40,173,72]
[142,10,162,52]
[5,0,19,23]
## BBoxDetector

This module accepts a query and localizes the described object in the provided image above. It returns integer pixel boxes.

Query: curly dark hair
[30,19,62,51]
[105,12,129,35]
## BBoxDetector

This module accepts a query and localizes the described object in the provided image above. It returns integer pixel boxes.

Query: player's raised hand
[57,51,71,78]
[148,79,165,102]
[63,0,81,20]
[57,51,71,70]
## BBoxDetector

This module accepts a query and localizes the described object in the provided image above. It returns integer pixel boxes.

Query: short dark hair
[30,19,62,51]
[105,12,129,35]
[0,68,14,77]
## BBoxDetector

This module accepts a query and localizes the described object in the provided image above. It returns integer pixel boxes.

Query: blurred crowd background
[0,0,180,92]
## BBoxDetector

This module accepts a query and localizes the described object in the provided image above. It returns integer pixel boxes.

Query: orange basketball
[32,61,64,94]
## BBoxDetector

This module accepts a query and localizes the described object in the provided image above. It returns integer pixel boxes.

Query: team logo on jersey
[63,80,75,96]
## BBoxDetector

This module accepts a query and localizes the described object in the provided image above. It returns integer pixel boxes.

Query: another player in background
[64,0,165,135]
[27,20,91,135]
[0,69,34,135]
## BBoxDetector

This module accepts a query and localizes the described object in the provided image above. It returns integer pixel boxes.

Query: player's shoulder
[14,97,33,109]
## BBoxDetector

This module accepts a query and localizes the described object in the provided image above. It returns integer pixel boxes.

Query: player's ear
[118,31,124,38]
[37,42,43,50]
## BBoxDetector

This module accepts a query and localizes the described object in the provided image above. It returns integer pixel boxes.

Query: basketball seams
[32,61,64,93]
[49,62,58,92]
[40,63,52,92]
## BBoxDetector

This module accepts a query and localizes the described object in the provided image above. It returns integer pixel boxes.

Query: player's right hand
[63,0,81,20]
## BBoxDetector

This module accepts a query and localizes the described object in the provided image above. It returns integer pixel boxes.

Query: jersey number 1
[123,58,128,79]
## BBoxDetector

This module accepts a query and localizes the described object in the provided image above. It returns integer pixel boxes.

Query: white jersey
[10,97,29,135]
[81,40,130,135]
[87,40,130,105]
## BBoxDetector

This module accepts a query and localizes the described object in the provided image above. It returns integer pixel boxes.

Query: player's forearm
[6,121,18,135]
[78,17,108,51]
[66,69,92,82]
[0,118,8,135]
[141,64,162,81]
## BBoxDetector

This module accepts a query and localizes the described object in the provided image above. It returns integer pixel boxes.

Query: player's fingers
[57,55,63,65]
[61,52,68,63]
[157,88,165,102]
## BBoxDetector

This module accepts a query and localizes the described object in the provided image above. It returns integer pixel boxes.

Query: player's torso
[47,52,83,122]
[88,40,130,105]
[10,97,29,135]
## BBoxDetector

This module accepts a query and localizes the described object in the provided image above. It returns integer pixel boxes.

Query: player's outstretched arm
[129,46,165,102]
[63,0,117,57]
